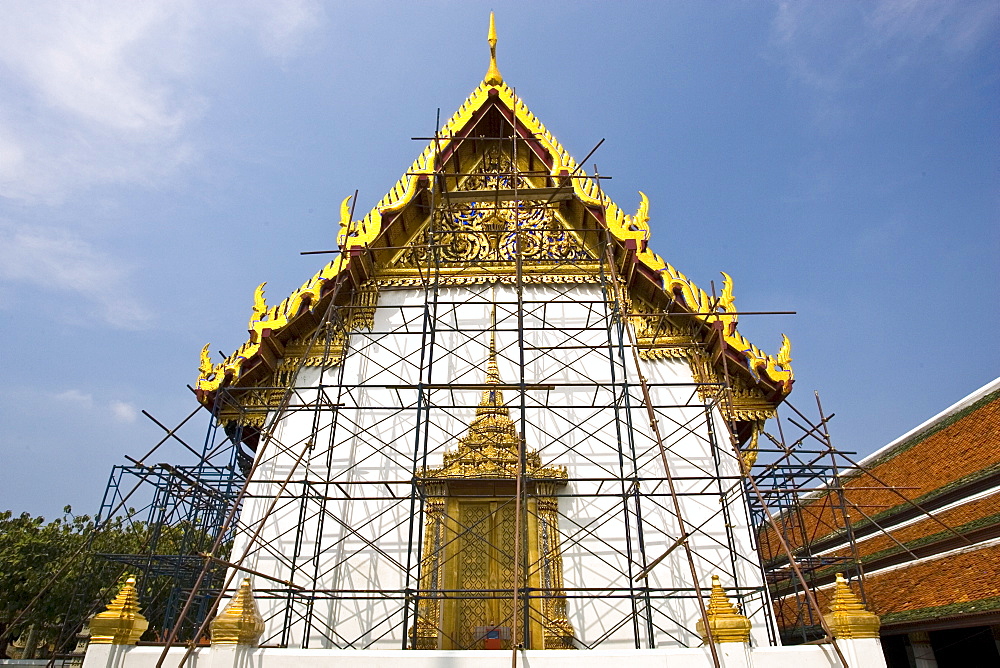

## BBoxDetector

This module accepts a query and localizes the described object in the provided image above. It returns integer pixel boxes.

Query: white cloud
[771,2,854,95]
[0,3,195,201]
[868,0,999,57]
[51,390,138,424]
[0,220,153,329]
[109,400,139,424]
[237,0,325,59]
[0,0,323,202]
[770,0,999,98]
[0,1,323,325]
[53,389,95,408]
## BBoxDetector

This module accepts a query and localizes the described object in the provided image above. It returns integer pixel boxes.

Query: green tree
[0,507,231,658]
[1,508,84,657]
[0,508,142,658]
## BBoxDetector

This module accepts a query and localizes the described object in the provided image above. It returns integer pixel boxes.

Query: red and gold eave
[194,74,794,417]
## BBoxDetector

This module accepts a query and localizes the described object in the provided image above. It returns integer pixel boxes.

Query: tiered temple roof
[195,15,793,423]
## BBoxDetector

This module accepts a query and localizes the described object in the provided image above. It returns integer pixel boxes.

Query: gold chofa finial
[199,343,214,378]
[88,576,149,645]
[777,334,792,369]
[485,12,503,86]
[824,573,880,639]
[696,575,752,644]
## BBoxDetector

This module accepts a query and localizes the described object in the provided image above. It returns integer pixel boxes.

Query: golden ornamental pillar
[696,575,752,644]
[414,482,447,649]
[537,481,575,649]
[210,578,266,646]
[824,573,880,639]
[88,576,149,645]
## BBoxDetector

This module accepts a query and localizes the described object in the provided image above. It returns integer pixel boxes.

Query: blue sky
[1,1,996,518]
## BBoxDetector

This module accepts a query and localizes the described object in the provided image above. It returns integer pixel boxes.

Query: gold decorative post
[696,575,751,644]
[537,482,574,649]
[484,12,503,86]
[413,483,446,649]
[824,573,880,639]
[89,576,149,645]
[210,578,266,646]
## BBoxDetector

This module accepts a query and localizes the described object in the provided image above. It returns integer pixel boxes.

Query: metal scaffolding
[151,124,773,661]
[93,454,243,640]
[28,97,964,668]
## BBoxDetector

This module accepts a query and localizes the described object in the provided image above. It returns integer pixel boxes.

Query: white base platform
[83,641,886,668]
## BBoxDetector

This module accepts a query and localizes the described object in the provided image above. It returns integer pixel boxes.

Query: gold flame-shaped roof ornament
[210,578,266,646]
[484,12,503,86]
[823,573,880,639]
[88,576,149,645]
[777,334,792,370]
[696,575,752,644]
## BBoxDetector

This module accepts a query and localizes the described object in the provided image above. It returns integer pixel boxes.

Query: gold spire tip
[486,325,501,386]
[489,303,498,357]
[485,12,503,86]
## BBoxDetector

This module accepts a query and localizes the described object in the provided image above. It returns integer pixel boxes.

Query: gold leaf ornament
[248,282,267,327]
[198,343,215,379]
[718,272,735,313]
[335,194,354,247]
[777,334,792,369]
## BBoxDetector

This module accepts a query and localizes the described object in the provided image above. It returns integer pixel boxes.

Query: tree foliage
[1,504,233,658]
[1,508,148,658]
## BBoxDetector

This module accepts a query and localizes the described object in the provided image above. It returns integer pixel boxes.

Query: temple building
[82,15,887,668]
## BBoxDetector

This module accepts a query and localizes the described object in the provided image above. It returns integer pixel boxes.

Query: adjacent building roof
[769,378,1000,634]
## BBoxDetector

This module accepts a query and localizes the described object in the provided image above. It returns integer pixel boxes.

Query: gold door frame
[415,479,572,650]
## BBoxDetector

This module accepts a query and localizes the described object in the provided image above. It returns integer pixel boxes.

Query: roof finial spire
[487,303,500,385]
[485,12,503,86]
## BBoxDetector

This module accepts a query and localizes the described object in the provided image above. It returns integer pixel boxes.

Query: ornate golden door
[412,341,574,650]
[452,499,519,649]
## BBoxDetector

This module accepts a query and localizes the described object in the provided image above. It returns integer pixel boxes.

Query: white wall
[225,284,772,649]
